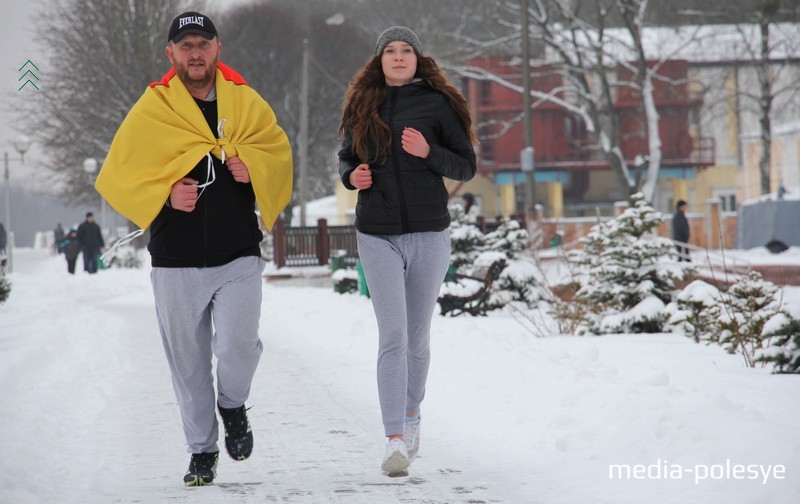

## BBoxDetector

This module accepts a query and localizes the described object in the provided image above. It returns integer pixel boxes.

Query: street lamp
[3,134,32,273]
[83,157,108,240]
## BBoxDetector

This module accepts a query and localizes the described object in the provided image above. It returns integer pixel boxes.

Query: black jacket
[147,97,262,268]
[672,210,690,243]
[76,221,105,251]
[338,81,476,235]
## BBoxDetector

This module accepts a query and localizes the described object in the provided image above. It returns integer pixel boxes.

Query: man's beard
[175,58,217,89]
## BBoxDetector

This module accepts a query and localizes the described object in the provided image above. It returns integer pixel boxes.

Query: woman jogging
[338,26,477,475]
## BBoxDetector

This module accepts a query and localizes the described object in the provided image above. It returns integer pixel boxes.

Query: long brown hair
[339,52,478,164]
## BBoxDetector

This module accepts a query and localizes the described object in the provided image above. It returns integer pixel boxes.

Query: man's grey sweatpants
[151,256,265,453]
[357,230,451,437]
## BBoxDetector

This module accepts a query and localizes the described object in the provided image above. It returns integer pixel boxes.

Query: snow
[2,249,800,503]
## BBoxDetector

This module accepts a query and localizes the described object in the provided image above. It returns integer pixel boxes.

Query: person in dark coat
[60,228,81,274]
[0,222,7,270]
[338,26,477,475]
[76,212,105,273]
[672,200,691,262]
[54,223,65,254]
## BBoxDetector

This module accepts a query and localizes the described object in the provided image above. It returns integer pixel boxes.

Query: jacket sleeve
[424,97,477,182]
[338,130,359,191]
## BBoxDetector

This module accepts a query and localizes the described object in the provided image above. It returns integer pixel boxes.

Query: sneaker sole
[381,450,410,474]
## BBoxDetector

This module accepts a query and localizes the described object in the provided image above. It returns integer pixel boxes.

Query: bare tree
[216,2,372,208]
[20,0,192,205]
[737,0,799,195]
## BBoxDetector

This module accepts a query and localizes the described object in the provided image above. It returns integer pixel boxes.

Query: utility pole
[299,38,310,227]
[521,0,536,218]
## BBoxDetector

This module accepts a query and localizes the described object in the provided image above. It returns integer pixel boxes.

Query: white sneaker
[381,438,410,473]
[404,416,421,461]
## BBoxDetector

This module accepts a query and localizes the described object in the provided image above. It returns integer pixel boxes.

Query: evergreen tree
[482,219,547,307]
[666,279,721,343]
[716,270,782,367]
[448,205,485,274]
[758,318,800,374]
[0,271,10,304]
[571,193,690,334]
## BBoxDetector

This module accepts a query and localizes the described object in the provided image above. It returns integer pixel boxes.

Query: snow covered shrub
[484,219,528,260]
[493,256,547,306]
[570,193,691,334]
[0,271,10,304]
[449,206,485,274]
[103,244,142,269]
[757,314,800,374]
[482,219,548,307]
[666,280,721,343]
[716,271,782,367]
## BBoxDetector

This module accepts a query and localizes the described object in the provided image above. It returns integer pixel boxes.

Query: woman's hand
[226,156,251,183]
[349,163,373,190]
[401,127,430,158]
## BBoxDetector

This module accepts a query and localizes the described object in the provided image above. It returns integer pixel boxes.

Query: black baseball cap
[168,11,218,44]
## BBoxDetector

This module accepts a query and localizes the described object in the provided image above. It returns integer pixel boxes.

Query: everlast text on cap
[168,11,218,44]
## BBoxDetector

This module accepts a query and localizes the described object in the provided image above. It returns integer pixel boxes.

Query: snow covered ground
[1,248,799,504]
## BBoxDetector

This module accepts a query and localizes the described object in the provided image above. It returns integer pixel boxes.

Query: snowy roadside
[1,249,798,503]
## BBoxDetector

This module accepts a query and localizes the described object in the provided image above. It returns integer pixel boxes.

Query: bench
[438,259,507,316]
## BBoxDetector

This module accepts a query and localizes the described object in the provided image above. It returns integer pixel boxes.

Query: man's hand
[349,163,372,190]
[401,127,430,158]
[226,156,251,183]
[170,177,199,212]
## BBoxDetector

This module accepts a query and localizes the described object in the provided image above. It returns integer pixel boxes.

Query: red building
[463,56,714,215]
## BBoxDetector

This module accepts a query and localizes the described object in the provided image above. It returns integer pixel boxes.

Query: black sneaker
[183,451,219,486]
[218,404,253,461]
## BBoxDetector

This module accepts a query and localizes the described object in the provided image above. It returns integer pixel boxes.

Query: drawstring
[100,119,229,265]
[100,228,145,264]
[197,119,227,199]
[196,119,227,199]
[195,153,216,200]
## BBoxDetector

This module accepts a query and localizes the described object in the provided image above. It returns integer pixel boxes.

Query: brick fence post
[273,218,286,268]
[707,199,721,250]
[317,218,329,266]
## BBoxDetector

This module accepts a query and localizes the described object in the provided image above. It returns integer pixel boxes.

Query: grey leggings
[357,230,451,436]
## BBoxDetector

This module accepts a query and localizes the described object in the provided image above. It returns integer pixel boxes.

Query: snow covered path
[1,249,799,504]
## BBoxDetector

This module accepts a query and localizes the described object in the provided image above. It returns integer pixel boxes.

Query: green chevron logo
[18,60,40,91]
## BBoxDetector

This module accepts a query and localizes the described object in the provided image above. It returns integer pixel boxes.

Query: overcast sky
[0,1,40,184]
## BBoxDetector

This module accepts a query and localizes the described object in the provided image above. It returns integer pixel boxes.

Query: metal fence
[272,219,358,268]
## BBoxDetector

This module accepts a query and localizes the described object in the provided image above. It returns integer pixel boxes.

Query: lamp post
[3,134,32,273]
[520,0,536,219]
[82,157,107,240]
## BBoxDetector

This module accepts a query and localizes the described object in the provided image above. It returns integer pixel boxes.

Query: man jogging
[96,11,293,486]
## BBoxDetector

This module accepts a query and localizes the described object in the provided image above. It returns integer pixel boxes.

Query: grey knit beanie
[375,26,423,55]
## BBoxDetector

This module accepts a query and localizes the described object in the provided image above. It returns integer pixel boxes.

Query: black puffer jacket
[339,81,476,235]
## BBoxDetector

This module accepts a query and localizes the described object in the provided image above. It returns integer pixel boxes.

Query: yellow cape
[96,63,293,230]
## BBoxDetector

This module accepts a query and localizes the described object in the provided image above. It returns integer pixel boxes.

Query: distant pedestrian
[461,192,480,223]
[339,26,477,475]
[60,228,81,274]
[54,223,65,254]
[0,222,7,271]
[672,200,690,262]
[76,212,105,273]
